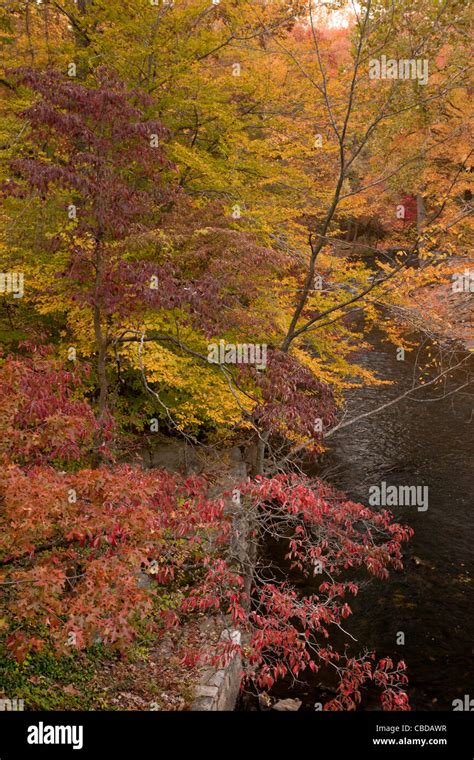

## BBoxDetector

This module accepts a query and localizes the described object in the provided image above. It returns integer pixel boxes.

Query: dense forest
[0,0,472,719]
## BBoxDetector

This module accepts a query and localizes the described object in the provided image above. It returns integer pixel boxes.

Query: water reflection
[318,330,473,710]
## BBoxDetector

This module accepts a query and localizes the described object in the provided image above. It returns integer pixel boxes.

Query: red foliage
[241,350,337,447]
[3,68,292,341]
[8,67,172,238]
[0,68,414,711]
[0,460,232,659]
[221,475,412,710]
[399,194,418,225]
[0,356,412,709]
[0,350,98,465]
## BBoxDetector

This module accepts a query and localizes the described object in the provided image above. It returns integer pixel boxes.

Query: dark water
[314,330,474,710]
[239,329,473,711]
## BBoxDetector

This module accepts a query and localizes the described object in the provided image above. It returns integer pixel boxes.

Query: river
[240,327,473,711]
[314,328,474,710]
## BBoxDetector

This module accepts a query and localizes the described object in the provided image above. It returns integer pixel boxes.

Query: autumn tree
[0,348,412,709]
[0,0,472,713]
[2,65,341,458]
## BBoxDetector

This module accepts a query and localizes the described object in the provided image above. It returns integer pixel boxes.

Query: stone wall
[191,629,242,711]
[140,440,250,712]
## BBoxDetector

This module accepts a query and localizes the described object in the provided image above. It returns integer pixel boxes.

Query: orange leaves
[0,458,234,659]
[6,631,45,663]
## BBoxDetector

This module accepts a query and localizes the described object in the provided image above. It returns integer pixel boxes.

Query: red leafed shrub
[0,355,412,710]
[0,350,99,465]
[240,350,337,448]
[210,475,413,710]
[0,462,233,660]
[1,466,412,709]
[0,462,412,708]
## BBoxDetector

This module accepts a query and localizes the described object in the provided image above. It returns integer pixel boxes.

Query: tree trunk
[416,193,426,234]
[92,239,108,454]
